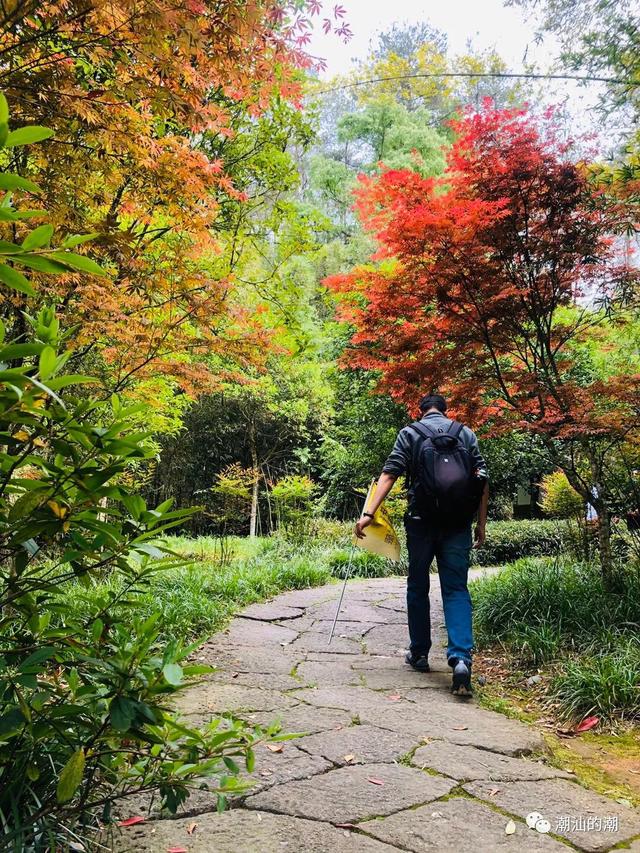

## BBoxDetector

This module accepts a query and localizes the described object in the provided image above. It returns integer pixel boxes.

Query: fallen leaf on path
[387,694,402,701]
[488,788,500,797]
[118,817,145,827]
[343,754,355,763]
[368,778,385,786]
[335,823,357,829]
[259,770,273,777]
[266,743,283,753]
[505,820,516,835]
[451,726,468,731]
[187,823,197,835]
[575,715,599,733]
[616,798,632,807]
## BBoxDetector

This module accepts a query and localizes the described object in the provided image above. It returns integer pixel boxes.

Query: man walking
[355,394,489,696]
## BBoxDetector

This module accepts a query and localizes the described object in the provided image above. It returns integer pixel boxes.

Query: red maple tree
[327,103,639,576]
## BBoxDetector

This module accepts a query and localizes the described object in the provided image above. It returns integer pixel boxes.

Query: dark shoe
[450,659,473,696]
[405,651,430,672]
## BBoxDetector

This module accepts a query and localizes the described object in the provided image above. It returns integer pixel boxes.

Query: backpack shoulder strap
[446,420,465,441]
[407,421,437,442]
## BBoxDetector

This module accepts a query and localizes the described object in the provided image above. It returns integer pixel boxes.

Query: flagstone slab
[292,686,410,717]
[223,618,299,646]
[245,762,456,823]
[296,724,418,766]
[208,671,302,691]
[240,602,305,621]
[360,667,449,691]
[364,702,545,756]
[174,683,298,716]
[242,742,332,792]
[357,797,569,852]
[194,641,302,675]
[412,741,572,782]
[291,633,363,654]
[295,659,363,687]
[243,703,354,734]
[464,779,640,852]
[116,809,398,852]
[310,603,404,624]
[304,621,377,641]
[364,623,408,654]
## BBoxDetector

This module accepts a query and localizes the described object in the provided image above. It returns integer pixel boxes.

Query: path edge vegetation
[0,99,283,850]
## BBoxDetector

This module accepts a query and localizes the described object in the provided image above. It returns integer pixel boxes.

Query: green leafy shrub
[471,519,571,565]
[271,474,316,540]
[538,470,584,519]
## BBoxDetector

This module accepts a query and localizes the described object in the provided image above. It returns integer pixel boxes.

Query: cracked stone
[296,724,418,766]
[301,620,376,640]
[245,762,456,823]
[292,633,363,654]
[242,703,354,734]
[292,686,406,717]
[412,741,572,782]
[357,797,568,851]
[115,808,398,852]
[195,641,301,675]
[241,742,332,792]
[224,618,299,646]
[464,779,640,852]
[174,683,298,716]
[240,602,305,621]
[309,603,404,624]
[364,700,545,756]
[361,667,449,691]
[295,660,362,687]
[363,623,408,654]
[208,671,302,691]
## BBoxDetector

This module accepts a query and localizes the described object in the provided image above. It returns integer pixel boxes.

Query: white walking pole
[328,544,356,645]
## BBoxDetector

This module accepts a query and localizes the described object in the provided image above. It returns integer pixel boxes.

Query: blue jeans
[404,515,473,665]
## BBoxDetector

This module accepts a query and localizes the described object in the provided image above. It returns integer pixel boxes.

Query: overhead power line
[311,71,631,96]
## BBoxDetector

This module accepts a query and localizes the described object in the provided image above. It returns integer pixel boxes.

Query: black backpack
[407,419,482,525]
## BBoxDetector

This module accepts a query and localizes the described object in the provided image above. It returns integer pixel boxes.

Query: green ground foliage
[471,556,640,722]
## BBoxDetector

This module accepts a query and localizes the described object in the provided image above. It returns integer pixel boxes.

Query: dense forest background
[146,22,558,533]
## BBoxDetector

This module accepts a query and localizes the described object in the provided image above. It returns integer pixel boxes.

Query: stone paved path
[118,573,640,852]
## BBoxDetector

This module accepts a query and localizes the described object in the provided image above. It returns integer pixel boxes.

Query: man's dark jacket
[382,411,488,517]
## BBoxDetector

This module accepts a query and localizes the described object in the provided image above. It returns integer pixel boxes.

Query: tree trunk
[248,419,259,539]
[595,502,614,586]
[587,452,614,586]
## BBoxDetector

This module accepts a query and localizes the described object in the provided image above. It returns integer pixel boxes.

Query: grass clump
[470,556,640,722]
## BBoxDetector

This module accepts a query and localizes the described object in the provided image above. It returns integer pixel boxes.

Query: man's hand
[474,523,486,549]
[355,515,373,539]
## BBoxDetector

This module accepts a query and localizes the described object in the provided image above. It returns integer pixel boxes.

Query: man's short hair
[419,393,447,413]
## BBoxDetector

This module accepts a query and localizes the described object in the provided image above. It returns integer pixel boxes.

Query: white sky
[305,0,630,154]
[307,0,554,76]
